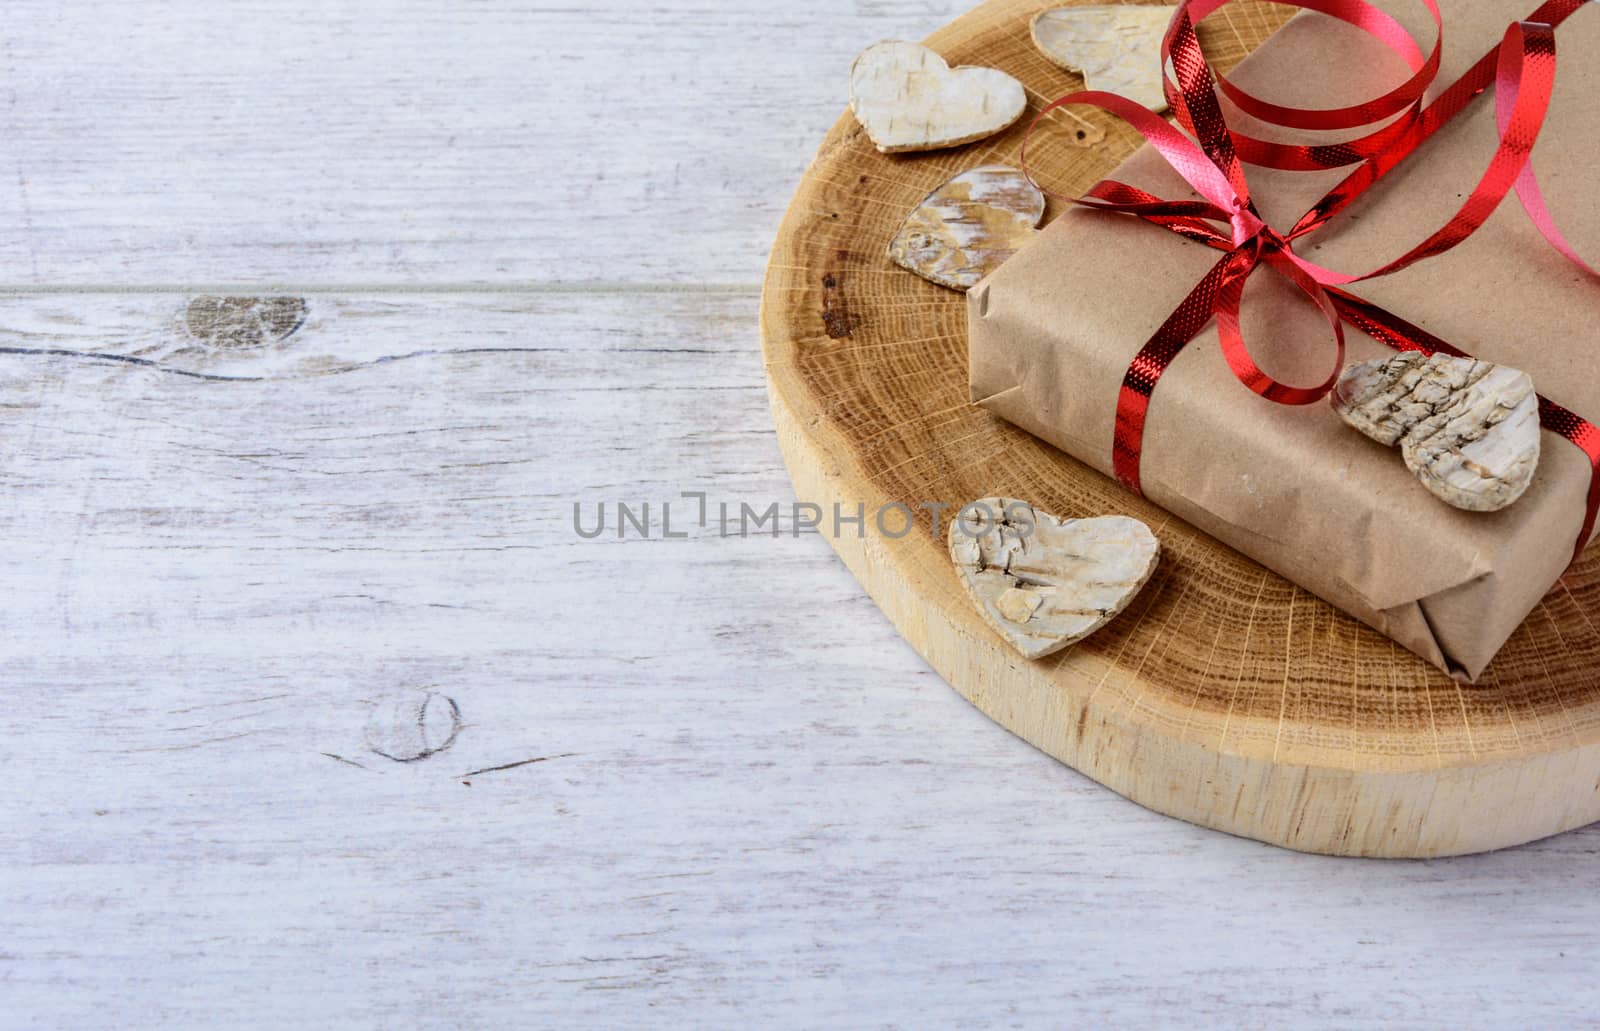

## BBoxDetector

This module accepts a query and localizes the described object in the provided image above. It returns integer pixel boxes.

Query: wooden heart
[887,165,1045,291]
[1332,352,1541,512]
[849,42,1026,153]
[948,499,1160,659]
[1031,5,1177,112]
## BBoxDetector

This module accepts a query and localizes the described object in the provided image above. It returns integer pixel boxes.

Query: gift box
[968,0,1600,680]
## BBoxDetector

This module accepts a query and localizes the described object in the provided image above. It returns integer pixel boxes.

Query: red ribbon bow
[1021,0,1600,564]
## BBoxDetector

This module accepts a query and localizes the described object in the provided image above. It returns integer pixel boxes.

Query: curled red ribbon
[1020,0,1600,564]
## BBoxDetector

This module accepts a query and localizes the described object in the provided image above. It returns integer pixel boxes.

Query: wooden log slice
[759,0,1600,856]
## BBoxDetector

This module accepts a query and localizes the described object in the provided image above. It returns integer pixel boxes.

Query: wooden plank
[0,0,978,286]
[1,290,1599,1025]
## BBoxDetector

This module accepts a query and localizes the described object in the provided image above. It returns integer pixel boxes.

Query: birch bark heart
[1031,5,1177,112]
[849,42,1027,153]
[1332,352,1541,512]
[888,165,1045,291]
[948,499,1161,659]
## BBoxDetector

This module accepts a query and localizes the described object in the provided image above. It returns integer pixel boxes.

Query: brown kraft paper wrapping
[968,0,1600,681]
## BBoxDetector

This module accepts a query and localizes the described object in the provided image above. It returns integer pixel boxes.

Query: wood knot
[185,296,307,350]
[821,273,854,340]
[364,691,461,762]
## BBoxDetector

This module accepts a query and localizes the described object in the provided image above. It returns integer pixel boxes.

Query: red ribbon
[1020,0,1600,565]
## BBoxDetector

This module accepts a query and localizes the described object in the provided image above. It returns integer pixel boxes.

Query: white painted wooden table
[3,2,1598,1026]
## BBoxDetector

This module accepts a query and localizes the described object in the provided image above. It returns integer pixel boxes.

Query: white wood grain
[3,290,1600,1028]
[1,1,1599,1027]
[0,0,999,287]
